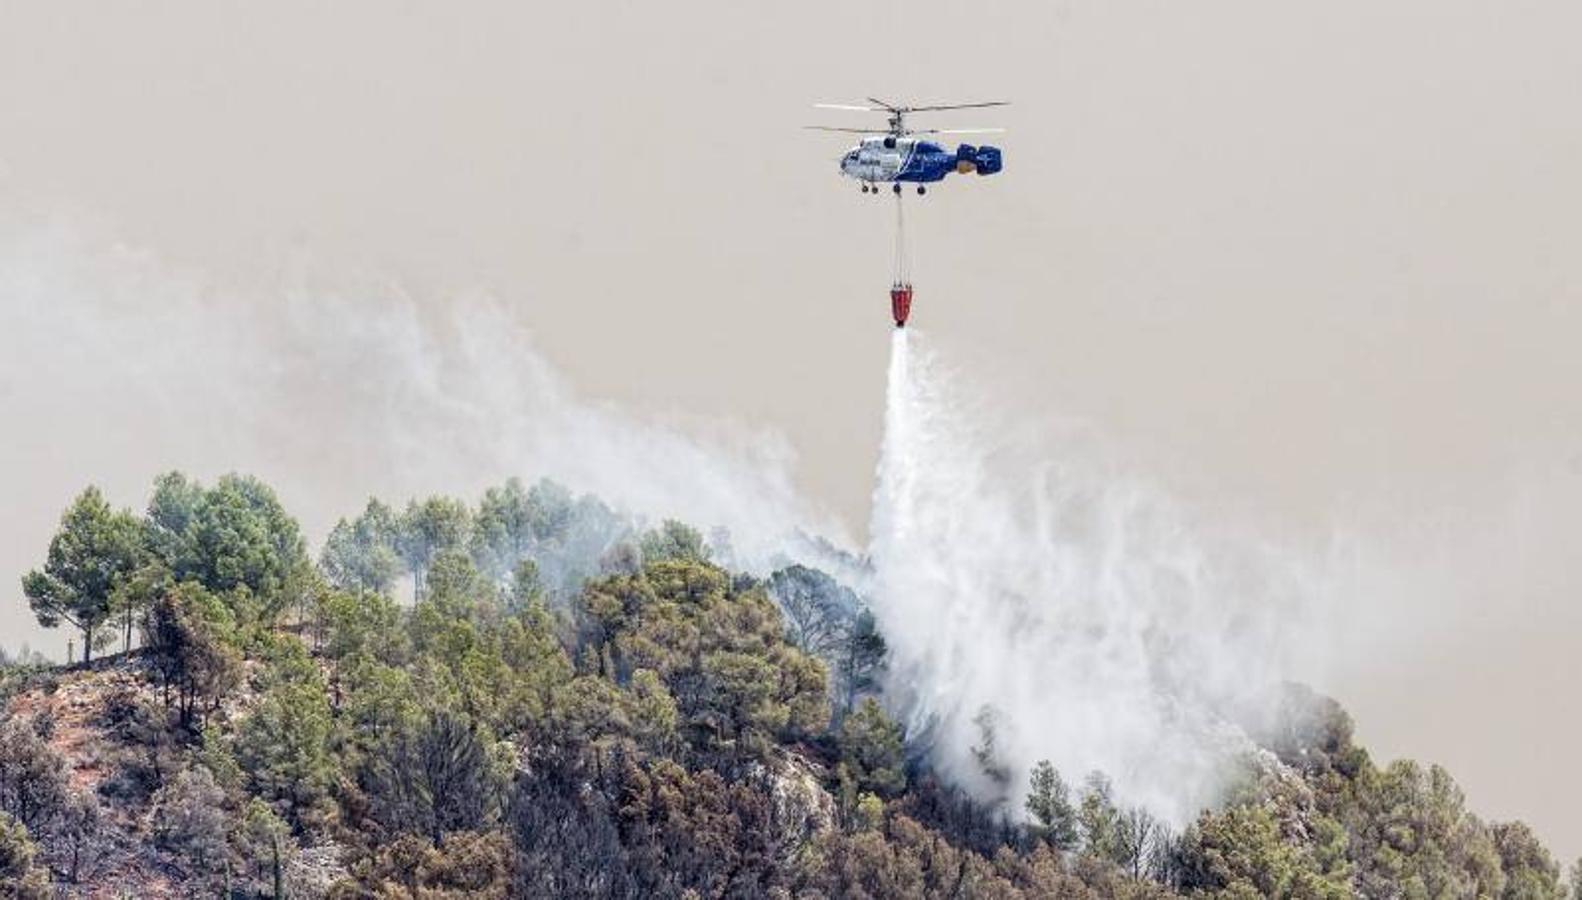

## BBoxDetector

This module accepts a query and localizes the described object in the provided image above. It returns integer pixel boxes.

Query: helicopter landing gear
[892,183,902,194]
[860,184,869,193]
[917,185,927,195]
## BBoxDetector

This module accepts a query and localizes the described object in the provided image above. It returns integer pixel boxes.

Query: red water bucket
[890,283,913,328]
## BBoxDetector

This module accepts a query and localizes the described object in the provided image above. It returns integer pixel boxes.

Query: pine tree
[22,486,143,663]
[839,698,907,797]
[1025,760,1078,850]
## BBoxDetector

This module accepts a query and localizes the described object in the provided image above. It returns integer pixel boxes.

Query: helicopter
[810,98,1008,327]
[807,98,1007,195]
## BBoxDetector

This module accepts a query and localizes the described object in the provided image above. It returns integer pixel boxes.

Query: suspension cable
[893,190,910,286]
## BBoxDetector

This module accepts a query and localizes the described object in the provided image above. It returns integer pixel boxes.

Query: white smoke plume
[0,215,844,574]
[868,329,1322,824]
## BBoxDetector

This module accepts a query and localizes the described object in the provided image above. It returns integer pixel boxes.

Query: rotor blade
[804,126,877,133]
[813,103,880,112]
[916,128,1007,135]
[867,97,902,111]
[906,101,1010,113]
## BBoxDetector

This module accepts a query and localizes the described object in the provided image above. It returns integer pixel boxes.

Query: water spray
[868,329,1315,824]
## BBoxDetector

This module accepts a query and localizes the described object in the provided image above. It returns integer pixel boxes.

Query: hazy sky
[2,0,1579,863]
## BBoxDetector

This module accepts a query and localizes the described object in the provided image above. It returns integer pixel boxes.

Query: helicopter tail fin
[954,144,1003,175]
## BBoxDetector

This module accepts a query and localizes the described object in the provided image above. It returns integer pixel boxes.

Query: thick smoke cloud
[869,329,1325,824]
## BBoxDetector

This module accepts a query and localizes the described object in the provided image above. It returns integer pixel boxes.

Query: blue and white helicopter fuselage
[839,135,1003,192]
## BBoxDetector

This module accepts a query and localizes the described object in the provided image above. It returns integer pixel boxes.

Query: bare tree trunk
[272,833,284,899]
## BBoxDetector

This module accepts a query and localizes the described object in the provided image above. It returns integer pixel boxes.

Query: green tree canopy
[469,478,537,584]
[320,498,401,594]
[839,698,907,798]
[398,496,473,598]
[768,564,859,659]
[1179,804,1350,899]
[580,558,827,761]
[144,472,310,620]
[144,471,204,566]
[834,609,887,717]
[235,657,337,829]
[1025,760,1079,850]
[637,520,710,564]
[22,485,143,663]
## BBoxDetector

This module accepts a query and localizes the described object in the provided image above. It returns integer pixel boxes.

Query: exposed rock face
[759,748,838,853]
[1241,745,1325,844]
[287,841,349,899]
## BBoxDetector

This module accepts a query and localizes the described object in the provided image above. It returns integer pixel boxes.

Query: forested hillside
[2,472,1575,898]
